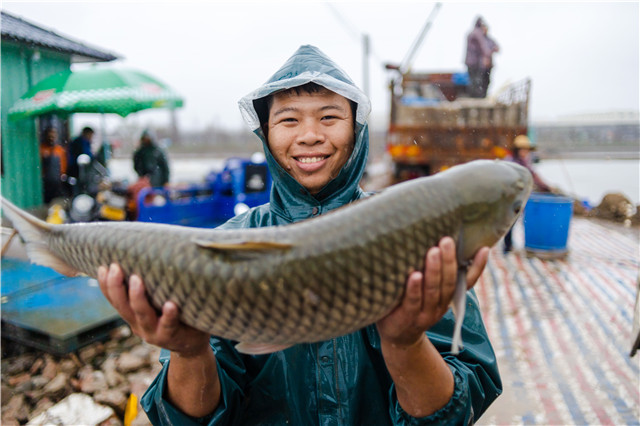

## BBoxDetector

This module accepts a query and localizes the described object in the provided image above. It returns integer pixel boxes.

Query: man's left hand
[376,237,489,348]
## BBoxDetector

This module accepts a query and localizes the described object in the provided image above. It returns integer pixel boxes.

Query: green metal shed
[1,11,119,208]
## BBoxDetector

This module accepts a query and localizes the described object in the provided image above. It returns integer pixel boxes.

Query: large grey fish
[1,160,532,355]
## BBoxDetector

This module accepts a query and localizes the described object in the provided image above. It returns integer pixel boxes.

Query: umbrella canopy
[8,68,184,119]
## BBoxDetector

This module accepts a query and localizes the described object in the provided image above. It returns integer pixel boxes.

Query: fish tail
[1,197,79,276]
[450,271,467,355]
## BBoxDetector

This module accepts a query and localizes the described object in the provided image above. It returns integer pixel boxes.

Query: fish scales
[233,173,450,343]
[1,160,532,354]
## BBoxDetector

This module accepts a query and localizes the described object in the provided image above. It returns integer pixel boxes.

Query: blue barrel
[523,193,573,258]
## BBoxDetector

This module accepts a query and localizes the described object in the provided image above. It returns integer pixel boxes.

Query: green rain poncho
[141,45,501,425]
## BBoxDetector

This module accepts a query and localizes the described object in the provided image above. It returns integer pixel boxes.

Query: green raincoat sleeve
[140,44,501,425]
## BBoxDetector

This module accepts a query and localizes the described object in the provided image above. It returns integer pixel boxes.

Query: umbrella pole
[98,112,111,172]
[100,112,107,147]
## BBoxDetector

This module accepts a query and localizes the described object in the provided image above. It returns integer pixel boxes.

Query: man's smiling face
[266,87,355,195]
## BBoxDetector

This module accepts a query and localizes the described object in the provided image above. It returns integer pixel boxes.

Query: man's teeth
[298,157,325,164]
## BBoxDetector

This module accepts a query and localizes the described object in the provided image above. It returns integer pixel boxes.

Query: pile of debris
[582,192,640,227]
[1,325,161,425]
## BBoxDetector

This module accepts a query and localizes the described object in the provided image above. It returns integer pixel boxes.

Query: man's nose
[297,119,325,145]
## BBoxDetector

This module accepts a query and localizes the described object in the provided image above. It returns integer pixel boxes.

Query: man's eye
[322,115,338,121]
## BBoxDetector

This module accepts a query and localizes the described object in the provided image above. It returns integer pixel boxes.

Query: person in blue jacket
[98,45,501,425]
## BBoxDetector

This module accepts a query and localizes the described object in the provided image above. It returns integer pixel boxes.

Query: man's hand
[375,238,490,417]
[98,263,210,357]
[99,264,221,417]
[376,237,489,348]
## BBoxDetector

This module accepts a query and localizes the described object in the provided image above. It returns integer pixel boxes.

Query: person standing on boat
[465,17,499,98]
[481,23,499,98]
[98,45,501,425]
[133,129,170,187]
[40,126,68,203]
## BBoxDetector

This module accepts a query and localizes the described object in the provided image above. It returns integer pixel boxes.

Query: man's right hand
[98,263,211,357]
[99,264,222,417]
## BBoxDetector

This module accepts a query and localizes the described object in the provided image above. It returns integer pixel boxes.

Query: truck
[386,70,531,182]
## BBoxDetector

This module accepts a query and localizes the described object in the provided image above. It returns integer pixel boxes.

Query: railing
[494,78,531,106]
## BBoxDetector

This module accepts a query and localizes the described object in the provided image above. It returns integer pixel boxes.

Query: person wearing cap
[133,129,170,187]
[465,17,499,98]
[511,135,551,193]
[98,45,501,425]
[503,134,552,252]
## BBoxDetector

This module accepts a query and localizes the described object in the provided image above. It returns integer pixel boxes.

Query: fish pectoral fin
[449,268,468,355]
[194,239,293,252]
[235,342,293,355]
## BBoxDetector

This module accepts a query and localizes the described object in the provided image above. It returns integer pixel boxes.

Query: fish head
[449,160,533,260]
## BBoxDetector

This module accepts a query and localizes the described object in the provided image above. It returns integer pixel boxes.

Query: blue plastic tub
[523,193,574,258]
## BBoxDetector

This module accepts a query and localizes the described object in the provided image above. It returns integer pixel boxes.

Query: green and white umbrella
[8,67,184,119]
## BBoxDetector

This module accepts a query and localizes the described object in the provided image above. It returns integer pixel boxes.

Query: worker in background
[465,17,499,98]
[504,135,552,253]
[510,135,552,193]
[40,126,68,203]
[133,129,170,187]
[67,126,95,180]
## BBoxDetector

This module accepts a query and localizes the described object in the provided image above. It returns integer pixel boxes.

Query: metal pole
[399,2,442,74]
[170,108,180,145]
[362,33,370,97]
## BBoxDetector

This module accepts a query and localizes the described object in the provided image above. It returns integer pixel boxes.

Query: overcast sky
[3,1,639,132]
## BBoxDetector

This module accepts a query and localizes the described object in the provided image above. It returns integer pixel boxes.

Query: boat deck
[476,217,639,425]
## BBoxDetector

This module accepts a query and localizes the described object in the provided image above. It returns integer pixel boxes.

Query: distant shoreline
[538,150,639,160]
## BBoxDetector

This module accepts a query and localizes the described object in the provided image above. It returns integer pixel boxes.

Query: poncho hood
[237,45,371,222]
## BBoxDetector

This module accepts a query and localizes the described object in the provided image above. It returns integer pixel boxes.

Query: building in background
[1,11,118,208]
[532,111,639,158]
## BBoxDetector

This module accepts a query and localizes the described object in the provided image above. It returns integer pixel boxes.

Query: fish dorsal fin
[193,239,293,261]
[194,240,292,251]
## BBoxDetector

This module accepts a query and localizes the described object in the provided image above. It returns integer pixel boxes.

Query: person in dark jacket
[98,45,501,425]
[133,129,170,187]
[465,17,499,98]
[67,126,95,180]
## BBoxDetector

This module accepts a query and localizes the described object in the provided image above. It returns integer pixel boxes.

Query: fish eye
[513,201,523,215]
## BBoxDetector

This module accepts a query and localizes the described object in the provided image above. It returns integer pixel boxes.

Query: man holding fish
[98,45,501,424]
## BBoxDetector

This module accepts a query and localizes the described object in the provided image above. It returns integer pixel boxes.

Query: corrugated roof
[1,11,119,62]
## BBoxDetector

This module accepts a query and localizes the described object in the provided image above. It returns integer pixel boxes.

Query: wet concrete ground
[476,218,639,425]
